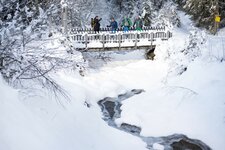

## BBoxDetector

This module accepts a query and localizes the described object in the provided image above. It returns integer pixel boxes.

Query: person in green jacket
[121,16,132,32]
[133,16,143,31]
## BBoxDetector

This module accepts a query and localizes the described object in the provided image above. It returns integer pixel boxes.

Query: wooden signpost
[214,14,221,34]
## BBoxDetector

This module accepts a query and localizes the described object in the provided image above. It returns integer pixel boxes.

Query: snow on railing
[67,27,172,50]
[68,26,166,34]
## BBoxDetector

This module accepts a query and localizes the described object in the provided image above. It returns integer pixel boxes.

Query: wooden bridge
[67,26,172,51]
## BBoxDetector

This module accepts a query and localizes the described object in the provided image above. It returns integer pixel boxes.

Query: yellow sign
[215,15,221,22]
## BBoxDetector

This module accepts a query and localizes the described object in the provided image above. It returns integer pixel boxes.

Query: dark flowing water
[97,89,211,150]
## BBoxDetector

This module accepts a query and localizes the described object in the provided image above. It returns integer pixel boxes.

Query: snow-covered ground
[1,10,225,150]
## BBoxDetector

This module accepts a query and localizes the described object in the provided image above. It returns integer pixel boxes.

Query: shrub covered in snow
[0,1,85,97]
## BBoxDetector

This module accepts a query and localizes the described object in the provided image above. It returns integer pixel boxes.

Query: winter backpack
[136,20,142,28]
[124,18,131,27]
[91,18,95,28]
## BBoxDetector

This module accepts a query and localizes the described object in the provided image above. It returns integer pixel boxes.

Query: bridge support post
[62,2,68,34]
[118,33,121,50]
[85,33,88,49]
[102,34,105,50]
[167,31,171,40]
[135,32,138,49]
[150,33,153,46]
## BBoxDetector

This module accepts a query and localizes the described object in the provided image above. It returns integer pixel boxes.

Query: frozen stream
[97,89,212,150]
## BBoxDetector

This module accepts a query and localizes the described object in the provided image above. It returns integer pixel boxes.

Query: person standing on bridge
[121,16,132,32]
[133,16,143,31]
[93,16,102,32]
[107,17,118,32]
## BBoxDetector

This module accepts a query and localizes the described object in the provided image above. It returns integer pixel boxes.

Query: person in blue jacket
[107,17,118,32]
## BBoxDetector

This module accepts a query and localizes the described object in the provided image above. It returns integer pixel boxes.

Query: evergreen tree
[219,0,225,27]
[174,0,225,30]
[183,0,217,30]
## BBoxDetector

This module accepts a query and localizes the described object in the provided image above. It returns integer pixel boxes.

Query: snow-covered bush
[166,30,206,76]
[0,1,85,98]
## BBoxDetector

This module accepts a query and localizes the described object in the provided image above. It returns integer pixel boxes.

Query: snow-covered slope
[0,74,147,150]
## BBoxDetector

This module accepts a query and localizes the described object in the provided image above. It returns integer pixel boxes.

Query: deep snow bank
[0,75,147,150]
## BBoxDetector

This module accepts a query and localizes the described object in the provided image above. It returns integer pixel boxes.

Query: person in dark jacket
[107,17,118,32]
[93,16,102,32]
[133,16,143,31]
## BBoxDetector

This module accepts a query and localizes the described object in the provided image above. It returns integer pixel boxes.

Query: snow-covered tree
[218,0,225,27]
[63,0,98,28]
[0,0,85,98]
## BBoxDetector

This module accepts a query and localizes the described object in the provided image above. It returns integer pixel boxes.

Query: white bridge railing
[67,27,172,50]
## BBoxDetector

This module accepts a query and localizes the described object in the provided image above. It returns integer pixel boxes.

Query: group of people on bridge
[91,16,143,32]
